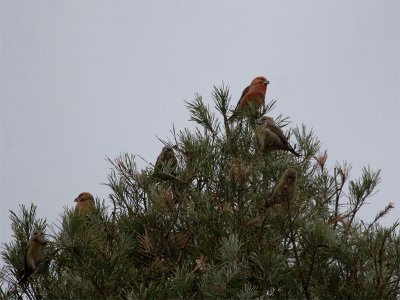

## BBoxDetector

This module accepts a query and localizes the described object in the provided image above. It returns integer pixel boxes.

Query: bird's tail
[18,270,32,285]
[288,145,300,157]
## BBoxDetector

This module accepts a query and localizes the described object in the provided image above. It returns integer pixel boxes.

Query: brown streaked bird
[229,76,270,121]
[266,168,297,208]
[19,230,47,284]
[256,116,300,157]
[74,192,95,215]
[154,145,177,178]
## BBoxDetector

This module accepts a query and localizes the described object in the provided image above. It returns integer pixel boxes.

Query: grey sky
[1,1,399,250]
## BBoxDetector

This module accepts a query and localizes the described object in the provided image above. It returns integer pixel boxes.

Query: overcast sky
[1,1,399,250]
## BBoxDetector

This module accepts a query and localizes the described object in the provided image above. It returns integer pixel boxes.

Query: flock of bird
[18,76,299,284]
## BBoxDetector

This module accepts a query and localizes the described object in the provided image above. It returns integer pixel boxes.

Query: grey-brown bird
[229,76,270,121]
[19,230,47,284]
[266,168,297,207]
[154,145,177,178]
[74,192,95,215]
[256,116,300,157]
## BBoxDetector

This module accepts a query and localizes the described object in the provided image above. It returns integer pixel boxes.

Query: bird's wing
[268,123,289,144]
[234,85,250,109]
[268,122,300,156]
[155,153,163,169]
[266,182,281,207]
[269,185,277,199]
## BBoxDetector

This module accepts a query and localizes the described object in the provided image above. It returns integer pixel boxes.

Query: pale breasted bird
[255,116,300,157]
[74,192,95,215]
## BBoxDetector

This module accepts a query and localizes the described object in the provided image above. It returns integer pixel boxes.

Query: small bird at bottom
[266,168,297,208]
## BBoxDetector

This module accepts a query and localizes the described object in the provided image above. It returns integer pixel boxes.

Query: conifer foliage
[1,85,399,299]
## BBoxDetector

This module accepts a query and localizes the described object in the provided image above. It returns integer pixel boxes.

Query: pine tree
[1,84,399,299]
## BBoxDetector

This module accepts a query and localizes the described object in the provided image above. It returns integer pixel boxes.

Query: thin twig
[333,167,345,230]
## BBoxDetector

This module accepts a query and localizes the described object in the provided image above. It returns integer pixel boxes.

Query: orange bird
[255,116,300,157]
[229,76,270,121]
[74,192,95,215]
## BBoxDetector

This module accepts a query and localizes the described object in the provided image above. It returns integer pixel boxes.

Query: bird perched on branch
[266,168,297,208]
[229,76,270,121]
[19,230,47,284]
[74,192,95,215]
[154,145,177,179]
[255,116,300,157]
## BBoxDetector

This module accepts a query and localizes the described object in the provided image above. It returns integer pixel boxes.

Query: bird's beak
[256,119,262,125]
[74,198,79,202]
[264,80,270,86]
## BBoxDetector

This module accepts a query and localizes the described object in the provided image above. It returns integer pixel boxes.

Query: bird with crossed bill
[229,76,270,122]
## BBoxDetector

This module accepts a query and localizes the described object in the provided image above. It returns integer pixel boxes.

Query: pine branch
[185,95,220,137]
[212,84,231,138]
[347,167,381,230]
[368,202,395,230]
